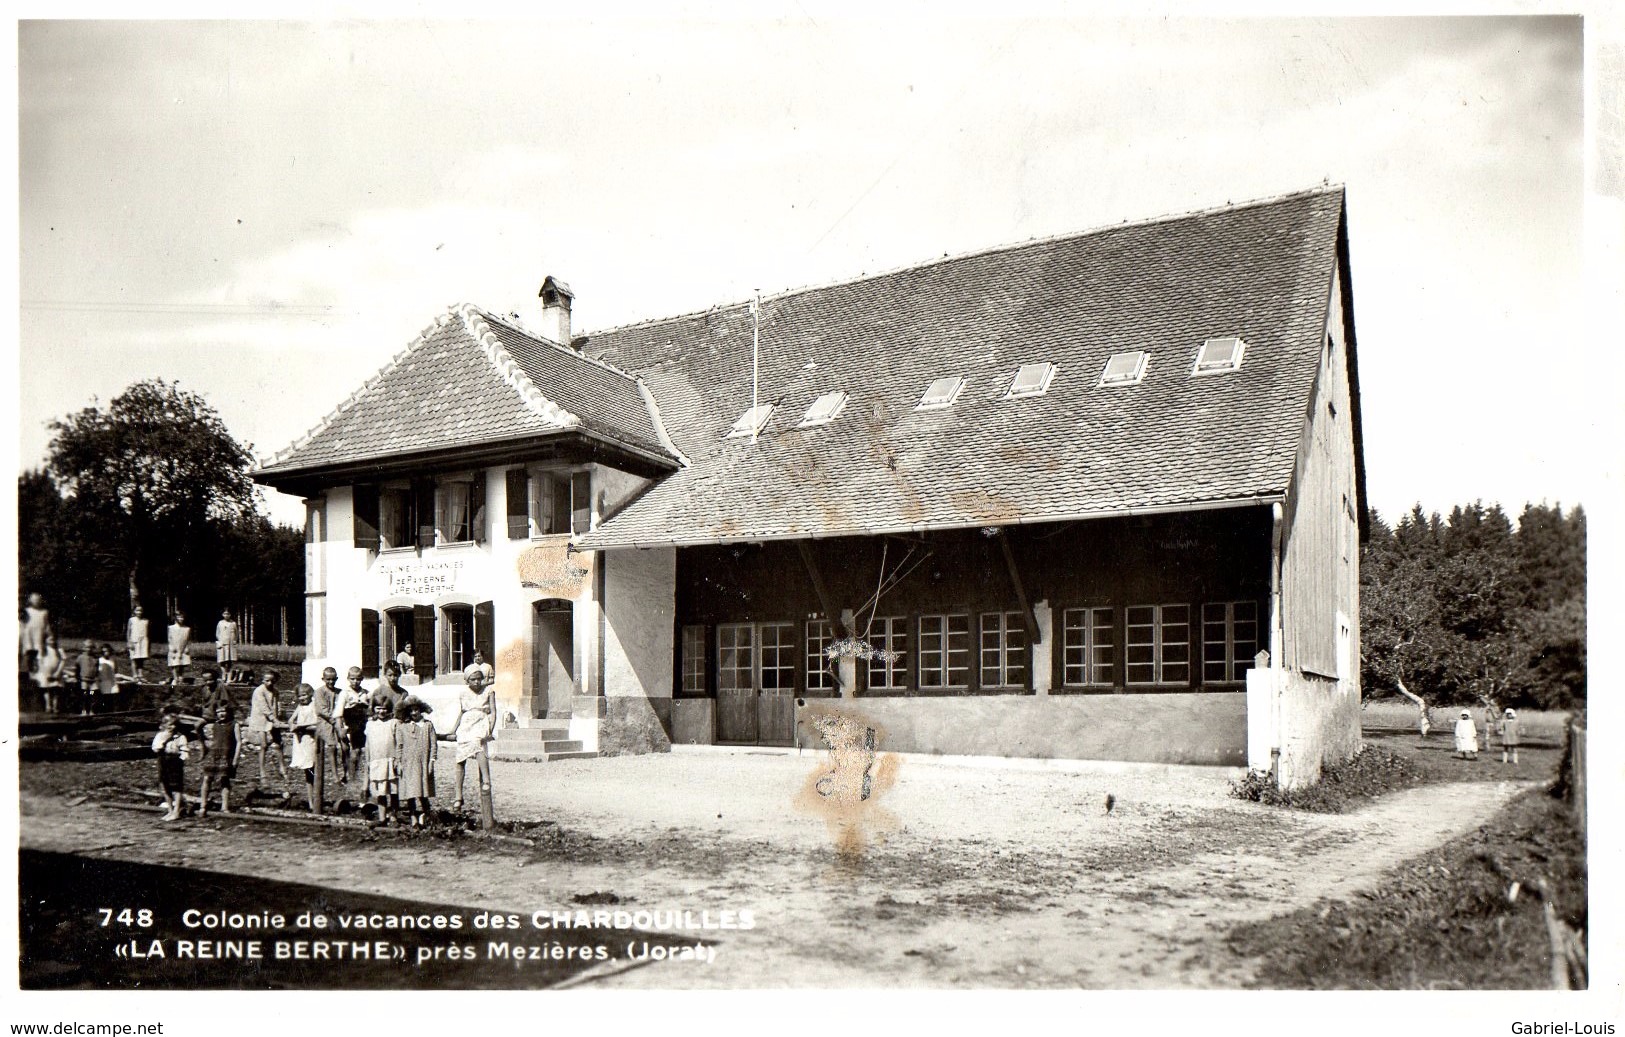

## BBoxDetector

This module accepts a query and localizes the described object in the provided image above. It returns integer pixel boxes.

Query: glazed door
[715,623,758,744]
[756,622,796,746]
[714,621,795,747]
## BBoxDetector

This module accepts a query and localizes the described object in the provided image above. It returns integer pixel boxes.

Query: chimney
[534,275,574,347]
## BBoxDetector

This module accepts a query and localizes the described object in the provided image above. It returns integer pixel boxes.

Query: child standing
[363,700,399,824]
[1499,708,1521,765]
[34,634,65,714]
[152,705,191,821]
[1453,709,1479,761]
[394,696,437,829]
[288,683,322,813]
[95,644,119,713]
[198,703,241,817]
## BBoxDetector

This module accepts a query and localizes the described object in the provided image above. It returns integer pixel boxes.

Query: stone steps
[490,724,593,762]
[489,747,599,763]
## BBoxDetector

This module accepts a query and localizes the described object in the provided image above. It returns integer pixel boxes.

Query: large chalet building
[255,186,1366,788]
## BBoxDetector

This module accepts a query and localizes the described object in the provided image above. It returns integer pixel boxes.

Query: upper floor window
[505,468,590,538]
[379,484,413,549]
[439,477,477,544]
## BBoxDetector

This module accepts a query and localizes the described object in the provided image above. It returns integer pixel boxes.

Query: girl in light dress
[167,611,193,687]
[127,605,151,682]
[34,634,65,714]
[364,699,399,824]
[1499,708,1521,765]
[452,666,495,814]
[288,683,322,812]
[394,696,437,829]
[1453,709,1479,760]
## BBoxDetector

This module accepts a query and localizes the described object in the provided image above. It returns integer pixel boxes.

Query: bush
[1229,745,1422,813]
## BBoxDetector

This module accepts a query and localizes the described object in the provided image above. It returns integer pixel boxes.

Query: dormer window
[916,376,967,411]
[1099,351,1149,387]
[1005,362,1057,399]
[726,404,774,438]
[798,391,849,428]
[1193,337,1246,375]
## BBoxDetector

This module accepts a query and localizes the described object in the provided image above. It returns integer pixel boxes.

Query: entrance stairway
[489,720,597,762]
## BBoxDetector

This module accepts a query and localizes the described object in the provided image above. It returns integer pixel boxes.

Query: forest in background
[1361,501,1585,711]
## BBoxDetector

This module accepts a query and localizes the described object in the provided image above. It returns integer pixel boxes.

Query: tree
[45,380,259,614]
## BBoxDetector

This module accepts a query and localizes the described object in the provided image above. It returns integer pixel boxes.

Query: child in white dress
[364,700,399,824]
[1453,709,1479,760]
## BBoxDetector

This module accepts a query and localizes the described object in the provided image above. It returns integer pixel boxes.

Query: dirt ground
[18,740,1538,989]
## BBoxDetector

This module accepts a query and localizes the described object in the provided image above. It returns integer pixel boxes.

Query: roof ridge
[258,310,450,469]
[634,376,690,469]
[575,184,1346,339]
[457,305,580,429]
[471,305,645,383]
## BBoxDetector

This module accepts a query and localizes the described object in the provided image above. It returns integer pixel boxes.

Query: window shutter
[475,600,496,670]
[471,472,488,544]
[570,472,592,534]
[413,605,437,679]
[353,485,380,551]
[360,608,380,679]
[413,482,436,550]
[505,469,530,539]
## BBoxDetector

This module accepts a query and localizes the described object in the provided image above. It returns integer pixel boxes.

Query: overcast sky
[16,15,1592,530]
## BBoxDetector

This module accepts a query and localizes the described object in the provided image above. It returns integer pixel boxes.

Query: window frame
[1004,362,1058,399]
[443,603,475,675]
[1201,600,1259,685]
[1098,350,1150,387]
[680,624,707,697]
[798,391,849,429]
[863,616,909,694]
[1125,603,1192,687]
[1060,605,1116,690]
[726,404,775,439]
[917,612,971,691]
[379,481,414,551]
[978,610,1028,690]
[805,618,838,695]
[1191,336,1247,376]
[915,375,968,411]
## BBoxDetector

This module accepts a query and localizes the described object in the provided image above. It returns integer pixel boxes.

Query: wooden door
[530,602,574,720]
[715,623,758,744]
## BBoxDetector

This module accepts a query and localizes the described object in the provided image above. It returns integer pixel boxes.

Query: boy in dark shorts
[152,704,192,821]
[198,702,241,817]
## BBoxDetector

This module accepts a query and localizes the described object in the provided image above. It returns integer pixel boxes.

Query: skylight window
[916,375,967,411]
[1005,362,1057,399]
[1099,351,1149,387]
[726,403,774,439]
[1193,337,1247,375]
[798,391,849,428]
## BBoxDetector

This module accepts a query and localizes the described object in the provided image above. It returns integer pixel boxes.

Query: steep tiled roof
[258,304,676,477]
[578,187,1349,549]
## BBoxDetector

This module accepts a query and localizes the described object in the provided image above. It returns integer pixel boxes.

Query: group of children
[153,661,495,829]
[30,635,121,714]
[1452,704,1521,763]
